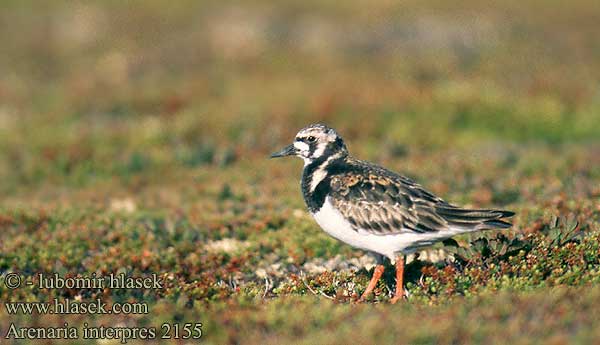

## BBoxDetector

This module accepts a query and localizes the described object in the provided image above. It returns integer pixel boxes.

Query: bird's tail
[435,205,515,231]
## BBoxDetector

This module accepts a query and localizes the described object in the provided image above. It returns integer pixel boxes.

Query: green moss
[1,1,600,343]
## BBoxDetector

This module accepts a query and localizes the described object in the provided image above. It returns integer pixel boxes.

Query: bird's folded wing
[329,172,450,235]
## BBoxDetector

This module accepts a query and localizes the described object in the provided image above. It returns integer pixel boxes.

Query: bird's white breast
[312,197,460,260]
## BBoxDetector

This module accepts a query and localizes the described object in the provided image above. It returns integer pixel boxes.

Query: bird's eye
[307,136,316,142]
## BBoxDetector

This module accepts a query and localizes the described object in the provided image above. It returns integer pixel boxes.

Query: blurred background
[1,2,600,343]
[1,0,600,198]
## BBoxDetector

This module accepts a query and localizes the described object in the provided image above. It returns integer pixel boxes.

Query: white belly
[312,197,459,261]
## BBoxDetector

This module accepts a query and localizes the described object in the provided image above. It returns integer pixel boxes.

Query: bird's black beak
[270,144,296,158]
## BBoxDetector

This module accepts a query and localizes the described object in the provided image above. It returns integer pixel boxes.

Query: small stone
[205,238,250,253]
[109,198,137,213]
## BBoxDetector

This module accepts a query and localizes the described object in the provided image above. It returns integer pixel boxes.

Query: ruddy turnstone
[271,124,514,303]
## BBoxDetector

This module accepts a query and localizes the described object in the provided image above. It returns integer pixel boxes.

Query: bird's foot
[389,291,405,304]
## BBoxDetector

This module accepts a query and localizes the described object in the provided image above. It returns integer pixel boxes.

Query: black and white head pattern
[293,124,347,166]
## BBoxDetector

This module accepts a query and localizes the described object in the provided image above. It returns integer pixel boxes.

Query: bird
[270,123,515,303]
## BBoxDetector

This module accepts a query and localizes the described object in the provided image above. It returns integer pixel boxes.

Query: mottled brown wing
[329,170,451,235]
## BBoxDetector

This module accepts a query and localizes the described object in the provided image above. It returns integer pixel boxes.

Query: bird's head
[270,124,348,165]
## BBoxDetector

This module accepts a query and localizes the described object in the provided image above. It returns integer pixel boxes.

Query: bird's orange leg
[359,264,385,301]
[390,255,405,304]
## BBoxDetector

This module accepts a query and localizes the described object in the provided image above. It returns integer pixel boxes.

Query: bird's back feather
[326,157,514,236]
